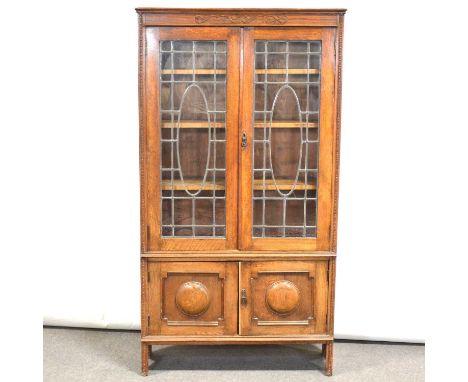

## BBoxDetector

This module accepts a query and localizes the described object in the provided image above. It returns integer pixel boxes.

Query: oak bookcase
[137,8,345,376]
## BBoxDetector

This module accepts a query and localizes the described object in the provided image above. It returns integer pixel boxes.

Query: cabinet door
[147,261,238,336]
[240,28,337,251]
[143,27,240,251]
[239,261,329,336]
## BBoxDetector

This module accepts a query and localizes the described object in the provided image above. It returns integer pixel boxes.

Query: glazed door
[239,28,336,251]
[144,27,240,251]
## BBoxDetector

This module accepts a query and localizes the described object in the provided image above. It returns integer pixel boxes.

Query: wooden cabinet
[137,8,345,377]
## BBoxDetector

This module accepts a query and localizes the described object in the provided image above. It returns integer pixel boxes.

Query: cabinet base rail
[140,335,334,377]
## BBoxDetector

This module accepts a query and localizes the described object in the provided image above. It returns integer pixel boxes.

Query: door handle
[241,288,247,305]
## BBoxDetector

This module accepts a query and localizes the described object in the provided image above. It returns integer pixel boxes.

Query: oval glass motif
[176,84,211,196]
[269,85,303,196]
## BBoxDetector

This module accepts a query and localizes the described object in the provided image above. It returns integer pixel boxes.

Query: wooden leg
[141,343,149,376]
[324,342,334,376]
[322,343,326,356]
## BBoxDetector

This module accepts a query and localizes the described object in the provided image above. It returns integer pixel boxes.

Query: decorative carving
[166,320,219,327]
[175,281,210,316]
[140,259,148,335]
[256,320,309,326]
[325,342,334,376]
[265,280,300,315]
[194,15,287,25]
[332,15,345,253]
[137,12,147,252]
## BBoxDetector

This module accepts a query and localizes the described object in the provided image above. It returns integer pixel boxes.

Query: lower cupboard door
[147,261,238,336]
[240,261,329,336]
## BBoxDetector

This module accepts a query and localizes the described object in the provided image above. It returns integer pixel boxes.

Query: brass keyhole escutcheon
[241,288,247,305]
[241,132,247,149]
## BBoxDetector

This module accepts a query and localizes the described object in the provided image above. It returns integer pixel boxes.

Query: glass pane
[252,41,321,238]
[160,40,227,238]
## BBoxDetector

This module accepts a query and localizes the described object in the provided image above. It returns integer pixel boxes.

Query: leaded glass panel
[252,41,321,238]
[160,40,227,238]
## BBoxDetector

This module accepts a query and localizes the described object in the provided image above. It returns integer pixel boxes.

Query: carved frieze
[195,15,288,25]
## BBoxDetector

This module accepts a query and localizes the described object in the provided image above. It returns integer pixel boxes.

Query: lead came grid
[160,41,227,238]
[252,41,321,238]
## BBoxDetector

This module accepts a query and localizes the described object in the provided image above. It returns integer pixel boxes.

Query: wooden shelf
[161,179,316,191]
[161,180,224,191]
[161,121,317,129]
[254,179,316,191]
[255,69,320,75]
[254,121,318,129]
[161,121,225,129]
[161,69,226,75]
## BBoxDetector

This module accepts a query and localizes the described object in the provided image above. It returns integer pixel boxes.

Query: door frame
[239,27,337,251]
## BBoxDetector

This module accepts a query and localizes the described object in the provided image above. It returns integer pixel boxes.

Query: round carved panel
[265,280,300,315]
[175,281,210,317]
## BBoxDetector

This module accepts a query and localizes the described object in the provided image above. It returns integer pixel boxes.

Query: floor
[44,327,424,382]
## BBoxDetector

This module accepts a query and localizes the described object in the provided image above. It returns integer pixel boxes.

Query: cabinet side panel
[138,16,147,252]
[327,15,343,337]
[140,258,148,337]
[331,15,344,252]
[327,258,336,334]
